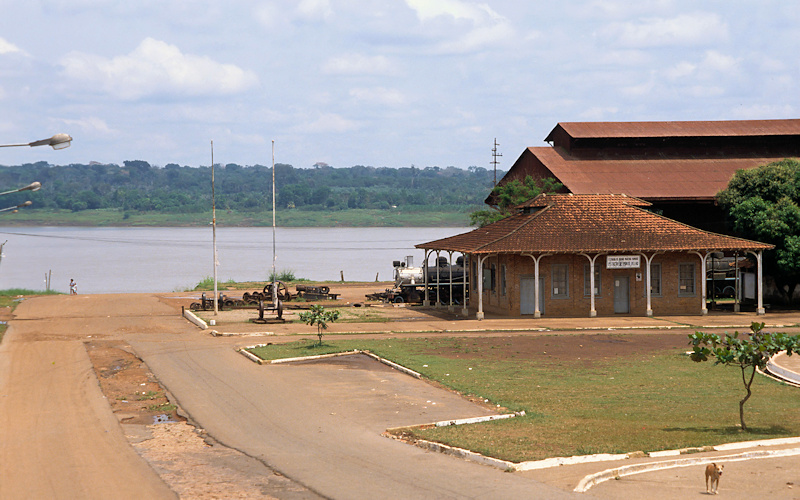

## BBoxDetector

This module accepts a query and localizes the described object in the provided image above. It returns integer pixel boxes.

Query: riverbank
[0,207,476,227]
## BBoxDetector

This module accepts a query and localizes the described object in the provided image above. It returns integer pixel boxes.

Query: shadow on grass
[663,425,791,436]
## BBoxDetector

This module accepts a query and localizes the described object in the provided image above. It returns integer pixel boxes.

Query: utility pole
[491,138,502,186]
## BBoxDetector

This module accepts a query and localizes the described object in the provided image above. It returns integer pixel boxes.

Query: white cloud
[61,116,113,135]
[296,0,333,21]
[302,113,359,134]
[600,12,729,48]
[0,37,24,55]
[405,0,502,24]
[405,0,514,54]
[321,53,396,76]
[349,87,406,106]
[59,38,258,100]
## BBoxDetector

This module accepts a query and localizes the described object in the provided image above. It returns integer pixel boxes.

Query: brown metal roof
[545,119,800,141]
[417,194,773,254]
[530,147,786,201]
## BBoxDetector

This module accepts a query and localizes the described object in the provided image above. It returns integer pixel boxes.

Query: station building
[416,193,772,319]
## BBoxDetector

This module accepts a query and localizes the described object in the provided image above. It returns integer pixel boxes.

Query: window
[583,264,601,296]
[552,264,569,298]
[650,263,662,296]
[482,265,495,291]
[679,263,695,296]
[490,263,497,292]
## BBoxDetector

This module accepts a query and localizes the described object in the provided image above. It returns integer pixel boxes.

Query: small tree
[689,322,799,431]
[470,175,563,227]
[299,305,340,346]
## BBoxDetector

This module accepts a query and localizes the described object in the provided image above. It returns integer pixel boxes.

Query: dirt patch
[427,333,687,364]
[85,340,319,499]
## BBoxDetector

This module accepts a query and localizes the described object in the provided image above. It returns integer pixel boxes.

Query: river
[0,227,463,294]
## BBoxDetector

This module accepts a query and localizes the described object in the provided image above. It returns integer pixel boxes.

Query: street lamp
[0,200,32,213]
[0,182,41,197]
[0,133,73,150]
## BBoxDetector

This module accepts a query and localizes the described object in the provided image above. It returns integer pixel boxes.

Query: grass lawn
[248,335,800,463]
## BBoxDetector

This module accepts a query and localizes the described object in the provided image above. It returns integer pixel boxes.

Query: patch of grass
[246,337,800,463]
[148,402,177,412]
[136,391,161,401]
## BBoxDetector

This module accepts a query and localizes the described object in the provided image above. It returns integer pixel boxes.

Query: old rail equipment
[366,255,468,304]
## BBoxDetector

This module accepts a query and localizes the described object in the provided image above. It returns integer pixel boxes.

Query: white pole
[272,140,277,307]
[211,140,218,316]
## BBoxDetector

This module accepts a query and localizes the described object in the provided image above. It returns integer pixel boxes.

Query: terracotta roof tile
[418,194,773,254]
[531,147,787,200]
[546,119,800,140]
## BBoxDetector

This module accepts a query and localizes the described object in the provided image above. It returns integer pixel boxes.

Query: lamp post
[0,133,73,150]
[1,133,72,214]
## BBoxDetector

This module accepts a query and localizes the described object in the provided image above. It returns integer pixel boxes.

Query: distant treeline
[0,161,502,214]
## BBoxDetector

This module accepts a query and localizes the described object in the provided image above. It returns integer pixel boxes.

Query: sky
[1,1,798,171]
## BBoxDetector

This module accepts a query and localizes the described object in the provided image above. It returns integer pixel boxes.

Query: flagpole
[212,140,218,316]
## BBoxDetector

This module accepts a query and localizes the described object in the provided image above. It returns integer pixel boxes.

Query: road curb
[182,308,207,330]
[573,446,800,493]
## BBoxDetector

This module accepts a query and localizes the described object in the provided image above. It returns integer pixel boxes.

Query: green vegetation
[299,305,341,345]
[0,161,496,227]
[717,158,800,305]
[470,176,563,227]
[689,322,800,431]
[248,337,800,462]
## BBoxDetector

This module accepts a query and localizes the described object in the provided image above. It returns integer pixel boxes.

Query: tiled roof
[545,119,800,141]
[530,147,785,200]
[417,194,773,254]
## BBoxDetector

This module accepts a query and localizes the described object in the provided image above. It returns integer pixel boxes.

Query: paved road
[0,294,178,499]
[1,293,578,499]
[4,293,800,499]
[130,335,577,499]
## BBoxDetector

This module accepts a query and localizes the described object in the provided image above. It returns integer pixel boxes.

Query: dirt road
[2,290,799,499]
[0,292,576,499]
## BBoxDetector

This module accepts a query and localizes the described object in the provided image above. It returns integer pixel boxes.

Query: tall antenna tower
[491,138,502,186]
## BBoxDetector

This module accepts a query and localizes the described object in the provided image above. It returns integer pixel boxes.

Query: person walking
[69,279,77,295]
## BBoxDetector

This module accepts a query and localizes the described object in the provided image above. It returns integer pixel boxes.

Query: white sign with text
[607,255,641,269]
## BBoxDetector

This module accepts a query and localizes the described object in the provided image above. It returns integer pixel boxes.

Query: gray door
[614,276,630,314]
[520,276,545,315]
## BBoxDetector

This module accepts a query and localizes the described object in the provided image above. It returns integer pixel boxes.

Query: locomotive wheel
[393,295,405,303]
[190,302,201,311]
[263,281,291,301]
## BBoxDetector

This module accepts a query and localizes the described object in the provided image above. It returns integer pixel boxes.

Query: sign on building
[607,255,641,269]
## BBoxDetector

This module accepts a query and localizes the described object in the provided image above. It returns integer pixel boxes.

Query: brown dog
[705,463,724,494]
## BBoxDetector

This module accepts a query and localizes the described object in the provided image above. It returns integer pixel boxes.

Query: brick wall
[475,252,705,317]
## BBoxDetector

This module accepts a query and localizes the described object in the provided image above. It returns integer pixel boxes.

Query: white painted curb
[766,352,800,385]
[574,447,800,493]
[183,308,207,330]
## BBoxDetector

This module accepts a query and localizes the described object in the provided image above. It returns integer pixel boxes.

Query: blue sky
[1,1,798,170]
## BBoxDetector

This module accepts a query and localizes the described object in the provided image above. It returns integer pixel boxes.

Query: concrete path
[130,334,577,499]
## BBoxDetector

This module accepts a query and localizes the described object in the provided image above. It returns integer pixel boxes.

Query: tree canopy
[716,158,800,304]
[469,176,563,227]
[0,161,499,216]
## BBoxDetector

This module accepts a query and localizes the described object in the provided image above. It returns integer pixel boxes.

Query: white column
[523,253,551,319]
[462,253,469,317]
[691,251,709,315]
[448,251,454,312]
[756,250,765,315]
[435,250,441,308]
[580,253,601,317]
[639,253,658,317]
[476,255,487,320]
[422,249,431,307]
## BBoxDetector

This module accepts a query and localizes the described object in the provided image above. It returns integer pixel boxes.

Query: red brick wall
[474,253,704,317]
